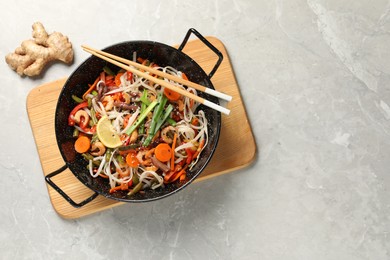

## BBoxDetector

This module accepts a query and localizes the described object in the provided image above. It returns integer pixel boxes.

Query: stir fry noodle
[68,57,208,196]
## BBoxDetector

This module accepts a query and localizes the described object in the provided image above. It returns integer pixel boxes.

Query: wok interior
[55,41,221,202]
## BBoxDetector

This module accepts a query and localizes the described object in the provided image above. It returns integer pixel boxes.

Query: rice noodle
[138,170,163,189]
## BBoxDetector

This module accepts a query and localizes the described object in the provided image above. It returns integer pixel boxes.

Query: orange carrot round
[126,152,139,167]
[155,143,172,162]
[74,136,91,153]
[163,87,181,101]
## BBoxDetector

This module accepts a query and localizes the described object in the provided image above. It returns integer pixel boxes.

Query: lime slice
[96,116,122,148]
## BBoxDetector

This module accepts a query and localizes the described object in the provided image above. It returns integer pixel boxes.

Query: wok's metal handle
[45,164,99,208]
[178,28,223,79]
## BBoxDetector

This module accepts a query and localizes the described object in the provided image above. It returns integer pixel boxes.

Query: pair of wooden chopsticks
[81,45,231,115]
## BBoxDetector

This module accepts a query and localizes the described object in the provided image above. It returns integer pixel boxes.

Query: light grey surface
[1,0,389,259]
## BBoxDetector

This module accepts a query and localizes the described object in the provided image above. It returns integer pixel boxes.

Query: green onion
[125,100,158,135]
[116,155,125,165]
[132,173,139,185]
[143,94,167,146]
[140,89,151,106]
[72,95,83,103]
[138,90,149,135]
[103,66,115,76]
[166,117,177,126]
[155,104,173,131]
[90,108,98,125]
[87,97,92,108]
[128,182,143,196]
[82,153,101,166]
[118,143,140,151]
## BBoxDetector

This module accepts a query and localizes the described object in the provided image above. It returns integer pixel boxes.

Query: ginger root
[5,22,74,77]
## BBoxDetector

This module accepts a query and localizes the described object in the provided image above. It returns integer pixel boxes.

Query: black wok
[45,28,222,207]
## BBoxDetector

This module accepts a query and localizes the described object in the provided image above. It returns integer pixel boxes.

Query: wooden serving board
[27,37,256,219]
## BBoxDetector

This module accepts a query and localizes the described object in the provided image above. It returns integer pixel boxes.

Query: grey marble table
[0,0,389,259]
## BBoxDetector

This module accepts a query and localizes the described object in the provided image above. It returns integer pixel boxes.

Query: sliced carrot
[164,163,182,182]
[145,148,155,158]
[164,171,174,183]
[192,139,205,159]
[182,72,189,80]
[82,76,99,100]
[167,165,188,183]
[126,152,139,167]
[106,75,115,86]
[109,185,122,193]
[120,183,128,191]
[179,173,186,181]
[191,117,199,126]
[120,134,130,146]
[74,135,91,153]
[170,133,177,171]
[164,87,181,101]
[118,148,137,156]
[155,143,172,162]
[189,89,195,108]
[115,72,124,87]
[124,180,133,190]
[171,168,187,183]
[112,92,123,102]
[109,185,121,193]
[122,114,131,129]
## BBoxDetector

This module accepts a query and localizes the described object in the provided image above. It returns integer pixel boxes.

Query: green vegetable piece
[138,89,149,135]
[82,153,100,166]
[116,155,125,165]
[90,108,98,125]
[72,128,79,138]
[91,133,99,143]
[87,97,92,108]
[125,100,158,135]
[118,143,140,151]
[128,182,143,196]
[140,89,151,106]
[72,95,84,103]
[103,66,115,76]
[105,149,112,162]
[132,173,139,185]
[155,104,173,132]
[166,117,177,126]
[143,94,167,146]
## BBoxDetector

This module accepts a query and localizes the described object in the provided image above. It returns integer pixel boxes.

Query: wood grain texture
[26,37,256,219]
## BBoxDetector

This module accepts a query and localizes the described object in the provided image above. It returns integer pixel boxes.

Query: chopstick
[82,45,232,102]
[81,45,231,115]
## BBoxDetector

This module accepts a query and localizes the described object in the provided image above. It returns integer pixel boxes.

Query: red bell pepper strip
[68,101,88,126]
[127,71,133,82]
[185,148,194,164]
